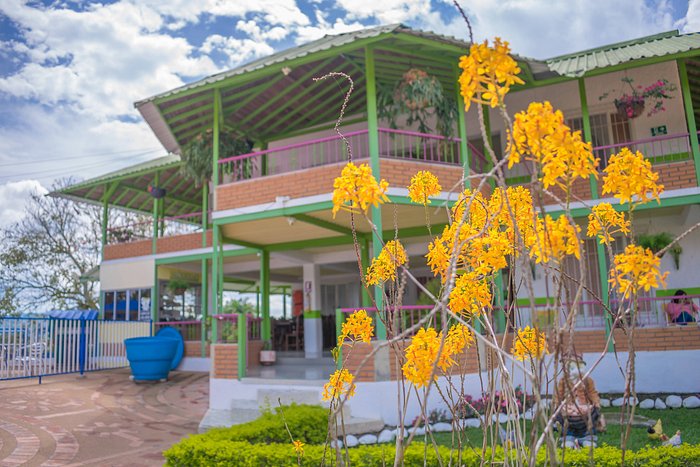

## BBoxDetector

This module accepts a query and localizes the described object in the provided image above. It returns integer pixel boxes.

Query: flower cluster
[609,244,669,298]
[402,324,474,388]
[408,170,442,205]
[322,369,356,401]
[366,240,408,285]
[587,203,630,245]
[602,77,676,118]
[331,162,389,217]
[458,37,524,111]
[339,309,373,343]
[511,326,548,361]
[508,101,598,189]
[457,386,536,417]
[292,440,304,456]
[529,215,582,264]
[448,272,492,317]
[602,147,664,205]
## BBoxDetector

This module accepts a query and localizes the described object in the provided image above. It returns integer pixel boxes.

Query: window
[102,288,152,321]
[566,114,611,148]
[158,281,202,322]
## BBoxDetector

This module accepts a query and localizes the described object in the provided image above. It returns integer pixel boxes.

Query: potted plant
[599,77,676,120]
[166,276,190,296]
[220,321,237,343]
[259,340,276,365]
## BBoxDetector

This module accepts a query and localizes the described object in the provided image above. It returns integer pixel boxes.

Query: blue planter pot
[124,336,178,381]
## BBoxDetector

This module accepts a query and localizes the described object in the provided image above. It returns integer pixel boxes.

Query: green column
[578,78,600,196]
[151,266,159,325]
[212,88,222,188]
[455,65,471,185]
[678,60,700,186]
[360,237,372,307]
[101,196,108,259]
[237,310,247,379]
[212,226,220,316]
[364,45,386,340]
[151,172,160,255]
[201,259,209,356]
[260,250,271,341]
[578,77,612,350]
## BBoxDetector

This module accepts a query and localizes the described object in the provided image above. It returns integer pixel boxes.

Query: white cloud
[334,0,432,24]
[294,16,366,44]
[200,35,275,66]
[0,180,46,228]
[678,0,700,32]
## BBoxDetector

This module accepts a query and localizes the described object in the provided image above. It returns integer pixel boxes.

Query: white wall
[100,258,155,290]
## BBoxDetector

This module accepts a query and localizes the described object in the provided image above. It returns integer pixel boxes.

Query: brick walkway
[0,369,208,466]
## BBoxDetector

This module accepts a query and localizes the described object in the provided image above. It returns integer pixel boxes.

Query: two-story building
[58,25,700,427]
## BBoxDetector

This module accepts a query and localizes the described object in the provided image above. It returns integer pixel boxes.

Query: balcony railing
[218,128,463,184]
[106,211,207,245]
[211,313,262,344]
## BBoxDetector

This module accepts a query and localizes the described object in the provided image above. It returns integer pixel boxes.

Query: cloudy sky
[0,0,698,225]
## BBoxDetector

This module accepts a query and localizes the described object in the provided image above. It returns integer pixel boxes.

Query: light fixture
[282,66,292,76]
[286,217,296,226]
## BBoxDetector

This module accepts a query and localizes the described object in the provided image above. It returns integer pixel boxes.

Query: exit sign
[651,125,667,137]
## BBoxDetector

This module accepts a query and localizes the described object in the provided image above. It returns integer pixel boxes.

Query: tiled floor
[0,369,208,466]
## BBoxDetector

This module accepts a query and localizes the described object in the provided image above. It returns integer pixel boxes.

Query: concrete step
[258,388,320,407]
[330,415,385,436]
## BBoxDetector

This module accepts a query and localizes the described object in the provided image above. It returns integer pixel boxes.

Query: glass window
[104,291,115,320]
[115,291,127,321]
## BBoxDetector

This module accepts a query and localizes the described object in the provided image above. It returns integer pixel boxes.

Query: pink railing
[153,320,202,340]
[337,305,437,340]
[106,211,208,245]
[212,313,262,343]
[218,128,463,184]
[593,132,692,168]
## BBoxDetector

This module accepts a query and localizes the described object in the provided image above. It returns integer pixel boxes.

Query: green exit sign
[651,125,667,137]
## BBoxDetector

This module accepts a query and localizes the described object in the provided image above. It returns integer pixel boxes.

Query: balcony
[103,212,211,260]
[216,128,470,211]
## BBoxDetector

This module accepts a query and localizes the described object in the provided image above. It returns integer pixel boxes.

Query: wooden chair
[284,316,304,351]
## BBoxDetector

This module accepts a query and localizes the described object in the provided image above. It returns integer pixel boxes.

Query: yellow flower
[508,101,598,189]
[366,240,408,285]
[331,162,389,217]
[511,326,548,361]
[602,148,664,205]
[339,309,374,343]
[402,327,441,388]
[322,369,356,401]
[292,440,305,456]
[458,37,524,111]
[586,203,630,245]
[439,323,474,371]
[609,244,668,298]
[408,170,442,205]
[448,272,492,316]
[529,215,581,264]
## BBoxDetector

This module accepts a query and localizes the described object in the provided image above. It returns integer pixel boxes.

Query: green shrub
[164,437,700,467]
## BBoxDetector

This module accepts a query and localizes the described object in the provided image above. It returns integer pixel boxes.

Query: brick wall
[103,239,151,260]
[216,158,465,211]
[184,340,210,357]
[342,342,375,382]
[655,160,697,191]
[212,343,238,379]
[156,230,212,254]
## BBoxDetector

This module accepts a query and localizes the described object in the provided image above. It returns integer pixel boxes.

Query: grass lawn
[427,408,700,452]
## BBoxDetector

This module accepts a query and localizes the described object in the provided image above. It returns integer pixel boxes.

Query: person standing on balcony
[665,290,699,325]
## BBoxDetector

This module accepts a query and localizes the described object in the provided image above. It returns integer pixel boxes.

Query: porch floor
[245,351,335,381]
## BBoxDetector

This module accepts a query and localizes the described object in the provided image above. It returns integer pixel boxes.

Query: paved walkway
[0,369,208,466]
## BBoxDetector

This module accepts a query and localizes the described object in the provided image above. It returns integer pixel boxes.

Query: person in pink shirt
[666,290,698,325]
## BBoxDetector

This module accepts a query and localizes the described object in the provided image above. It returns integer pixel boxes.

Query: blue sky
[0,0,697,224]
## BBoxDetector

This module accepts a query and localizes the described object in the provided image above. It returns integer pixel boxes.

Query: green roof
[547,30,700,77]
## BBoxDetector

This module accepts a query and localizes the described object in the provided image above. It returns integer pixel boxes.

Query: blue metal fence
[0,317,150,382]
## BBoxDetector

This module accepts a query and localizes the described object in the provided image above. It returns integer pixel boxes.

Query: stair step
[258,388,320,407]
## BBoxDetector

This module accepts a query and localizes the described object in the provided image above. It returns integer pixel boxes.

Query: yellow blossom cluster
[511,326,548,361]
[331,162,389,217]
[448,272,492,316]
[609,244,668,298]
[322,368,356,401]
[292,440,304,456]
[509,101,598,189]
[602,148,664,205]
[402,324,474,388]
[458,37,524,110]
[586,203,631,245]
[366,240,408,285]
[408,170,442,205]
[529,215,582,264]
[339,309,374,343]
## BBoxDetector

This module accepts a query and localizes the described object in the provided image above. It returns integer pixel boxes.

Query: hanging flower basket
[614,97,645,120]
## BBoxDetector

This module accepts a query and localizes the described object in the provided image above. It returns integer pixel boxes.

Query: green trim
[237,313,246,379]
[151,266,159,322]
[260,250,271,341]
[546,192,700,218]
[201,259,208,356]
[361,237,371,307]
[303,309,322,319]
[656,286,700,297]
[212,226,220,316]
[455,64,470,184]
[578,78,599,199]
[267,235,351,252]
[365,45,386,340]
[335,308,344,369]
[151,172,159,255]
[678,59,700,186]
[221,236,265,250]
[202,185,209,246]
[212,89,221,188]
[595,241,613,352]
[291,213,354,236]
[213,200,334,225]
[505,175,529,186]
[515,297,550,306]
[648,152,691,164]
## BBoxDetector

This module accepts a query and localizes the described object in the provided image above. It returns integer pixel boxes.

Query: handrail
[592,132,690,152]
